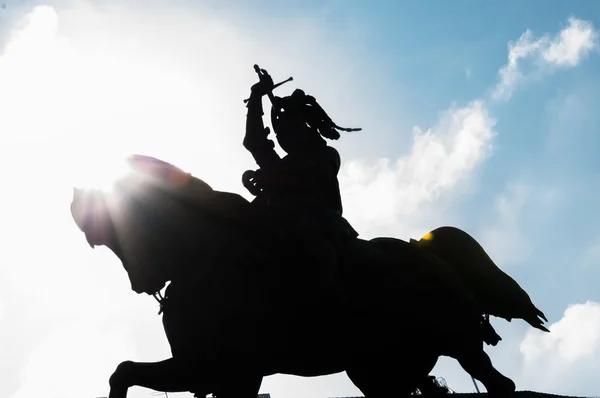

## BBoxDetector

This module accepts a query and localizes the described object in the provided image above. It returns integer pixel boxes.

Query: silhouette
[410,227,549,332]
[70,151,547,397]
[241,64,361,304]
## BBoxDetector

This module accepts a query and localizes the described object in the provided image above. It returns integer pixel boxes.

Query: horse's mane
[71,155,260,248]
[122,154,255,225]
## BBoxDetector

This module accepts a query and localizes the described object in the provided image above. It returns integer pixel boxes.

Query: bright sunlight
[0,5,228,398]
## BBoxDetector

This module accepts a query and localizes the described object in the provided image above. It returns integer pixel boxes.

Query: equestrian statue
[70,65,549,398]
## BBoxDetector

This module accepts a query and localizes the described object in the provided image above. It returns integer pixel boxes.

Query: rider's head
[271,89,341,154]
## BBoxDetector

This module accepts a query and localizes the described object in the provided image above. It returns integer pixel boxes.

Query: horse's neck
[163,188,306,290]
[165,210,260,283]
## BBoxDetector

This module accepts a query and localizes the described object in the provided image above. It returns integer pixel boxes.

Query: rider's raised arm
[243,67,282,171]
[243,97,281,172]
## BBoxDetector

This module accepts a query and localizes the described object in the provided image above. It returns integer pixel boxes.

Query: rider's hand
[242,168,275,196]
[250,68,274,97]
[242,169,263,196]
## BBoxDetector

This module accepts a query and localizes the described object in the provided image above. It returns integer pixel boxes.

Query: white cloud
[543,17,598,67]
[492,17,598,101]
[492,31,544,101]
[519,301,600,394]
[521,301,600,363]
[339,17,596,242]
[339,100,495,239]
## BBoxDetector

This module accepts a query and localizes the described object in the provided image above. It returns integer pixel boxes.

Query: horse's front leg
[453,348,516,397]
[108,358,210,398]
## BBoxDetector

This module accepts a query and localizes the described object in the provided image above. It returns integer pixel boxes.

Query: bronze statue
[242,65,359,253]
[68,66,548,398]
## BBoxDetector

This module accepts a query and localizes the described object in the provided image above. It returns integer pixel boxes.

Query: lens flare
[72,154,133,193]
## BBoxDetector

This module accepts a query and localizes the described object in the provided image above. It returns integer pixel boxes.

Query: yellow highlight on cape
[422,232,434,241]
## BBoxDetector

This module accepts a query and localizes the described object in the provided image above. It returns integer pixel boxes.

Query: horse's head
[70,154,216,295]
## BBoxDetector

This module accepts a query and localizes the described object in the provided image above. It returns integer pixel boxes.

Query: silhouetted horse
[70,155,546,398]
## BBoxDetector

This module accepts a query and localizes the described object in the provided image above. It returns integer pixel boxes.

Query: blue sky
[0,1,599,397]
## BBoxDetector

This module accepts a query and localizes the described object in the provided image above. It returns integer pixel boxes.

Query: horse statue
[70,154,548,398]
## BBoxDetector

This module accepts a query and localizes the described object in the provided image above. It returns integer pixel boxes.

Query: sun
[72,153,134,193]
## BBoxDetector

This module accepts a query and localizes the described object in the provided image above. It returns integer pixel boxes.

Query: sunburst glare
[72,153,134,192]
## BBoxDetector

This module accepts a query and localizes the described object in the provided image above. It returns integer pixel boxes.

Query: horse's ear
[73,187,81,197]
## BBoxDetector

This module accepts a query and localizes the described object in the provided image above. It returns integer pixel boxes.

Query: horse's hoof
[486,375,516,397]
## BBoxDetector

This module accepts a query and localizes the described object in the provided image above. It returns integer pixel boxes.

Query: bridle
[153,290,166,315]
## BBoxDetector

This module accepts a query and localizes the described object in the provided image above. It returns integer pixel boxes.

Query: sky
[0,1,599,397]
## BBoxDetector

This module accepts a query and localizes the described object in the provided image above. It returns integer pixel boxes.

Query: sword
[243,64,293,105]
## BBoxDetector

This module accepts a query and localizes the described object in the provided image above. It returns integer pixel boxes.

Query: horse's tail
[411,226,550,333]
[368,237,488,345]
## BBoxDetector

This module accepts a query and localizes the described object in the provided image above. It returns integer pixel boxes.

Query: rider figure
[242,66,359,252]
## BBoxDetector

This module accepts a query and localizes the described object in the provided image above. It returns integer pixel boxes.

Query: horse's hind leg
[213,372,263,398]
[347,366,413,398]
[453,347,515,397]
